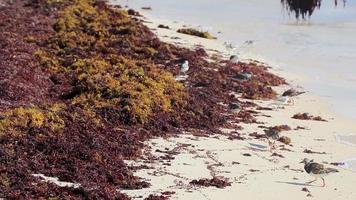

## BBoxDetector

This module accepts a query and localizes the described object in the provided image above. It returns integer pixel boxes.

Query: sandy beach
[120,14,356,200]
[1,1,356,199]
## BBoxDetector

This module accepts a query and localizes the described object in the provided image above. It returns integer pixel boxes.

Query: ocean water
[111,0,356,146]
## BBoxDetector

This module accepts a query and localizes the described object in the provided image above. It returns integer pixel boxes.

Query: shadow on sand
[276,181,322,187]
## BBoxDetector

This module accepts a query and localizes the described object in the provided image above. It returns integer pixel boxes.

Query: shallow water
[112,0,356,121]
[341,158,356,172]
[336,134,356,146]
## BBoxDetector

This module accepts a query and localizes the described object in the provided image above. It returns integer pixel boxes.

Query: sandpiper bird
[232,71,252,81]
[229,55,239,64]
[282,88,305,97]
[276,96,294,106]
[300,158,339,187]
[228,102,241,113]
[180,60,189,75]
[264,128,280,151]
[223,42,237,52]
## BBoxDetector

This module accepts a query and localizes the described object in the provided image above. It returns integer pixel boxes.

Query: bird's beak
[299,161,304,163]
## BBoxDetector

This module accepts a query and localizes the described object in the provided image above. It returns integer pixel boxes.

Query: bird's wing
[309,163,325,174]
[324,167,339,173]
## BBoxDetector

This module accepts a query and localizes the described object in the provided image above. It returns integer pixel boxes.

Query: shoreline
[115,0,356,122]
[118,9,356,200]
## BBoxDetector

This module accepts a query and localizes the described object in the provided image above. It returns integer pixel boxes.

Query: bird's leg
[306,178,318,184]
[272,141,276,150]
[267,139,273,152]
[322,178,325,187]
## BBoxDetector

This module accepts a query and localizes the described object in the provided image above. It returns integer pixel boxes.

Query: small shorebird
[223,42,237,52]
[276,96,294,106]
[264,128,280,151]
[300,158,339,187]
[282,88,305,97]
[228,102,241,113]
[232,71,252,81]
[180,60,189,75]
[229,55,239,64]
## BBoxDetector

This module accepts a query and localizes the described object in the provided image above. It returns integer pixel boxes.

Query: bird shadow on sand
[276,181,322,187]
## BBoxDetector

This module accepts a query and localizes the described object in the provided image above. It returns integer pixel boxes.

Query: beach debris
[127,9,141,16]
[161,191,176,196]
[256,106,273,111]
[314,138,325,141]
[180,60,189,75]
[302,187,312,197]
[303,149,326,154]
[229,55,239,64]
[271,152,284,158]
[269,125,292,132]
[282,88,305,97]
[145,194,169,200]
[228,133,245,140]
[330,162,344,166]
[141,6,152,10]
[292,113,327,122]
[177,28,216,39]
[249,132,266,139]
[294,126,307,130]
[278,136,292,145]
[144,191,175,200]
[242,153,252,157]
[158,24,170,29]
[189,177,231,188]
[300,158,339,187]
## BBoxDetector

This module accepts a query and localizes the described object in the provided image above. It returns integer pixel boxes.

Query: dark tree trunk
[281,0,346,19]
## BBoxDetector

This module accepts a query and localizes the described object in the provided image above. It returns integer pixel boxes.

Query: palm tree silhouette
[281,0,346,19]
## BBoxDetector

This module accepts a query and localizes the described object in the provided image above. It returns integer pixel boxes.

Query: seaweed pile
[189,177,231,188]
[177,28,216,39]
[292,113,327,121]
[0,0,285,199]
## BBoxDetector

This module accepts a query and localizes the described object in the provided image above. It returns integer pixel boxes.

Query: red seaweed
[189,177,231,188]
[292,113,327,121]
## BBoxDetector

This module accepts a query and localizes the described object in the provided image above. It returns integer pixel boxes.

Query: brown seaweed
[292,113,327,121]
[189,177,231,188]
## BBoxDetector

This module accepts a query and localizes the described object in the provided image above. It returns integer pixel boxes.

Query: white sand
[120,15,356,200]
